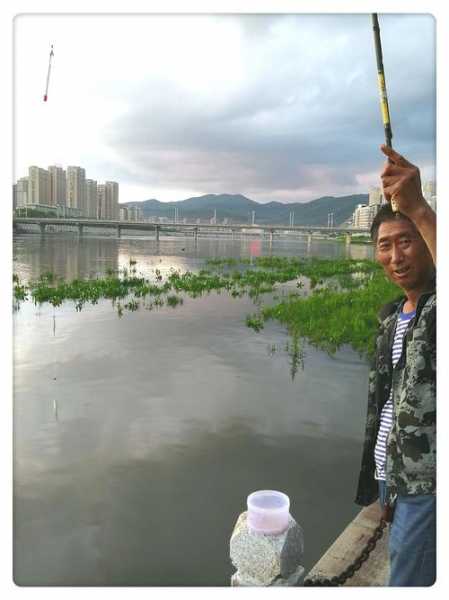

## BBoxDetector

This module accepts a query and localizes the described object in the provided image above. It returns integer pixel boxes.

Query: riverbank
[305,501,388,586]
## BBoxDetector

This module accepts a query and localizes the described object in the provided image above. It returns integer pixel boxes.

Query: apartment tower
[28,166,51,205]
[66,166,86,215]
[48,165,67,207]
[105,181,119,220]
[85,179,98,219]
[14,177,29,208]
[368,187,383,206]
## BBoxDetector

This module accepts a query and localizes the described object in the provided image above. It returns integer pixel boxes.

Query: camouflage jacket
[355,285,436,507]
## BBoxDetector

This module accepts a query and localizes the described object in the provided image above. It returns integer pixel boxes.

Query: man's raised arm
[380,144,436,265]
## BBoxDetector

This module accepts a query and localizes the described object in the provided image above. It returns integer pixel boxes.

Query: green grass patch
[249,271,399,358]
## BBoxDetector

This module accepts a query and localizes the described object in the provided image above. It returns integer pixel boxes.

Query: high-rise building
[422,180,436,200]
[428,195,437,212]
[28,166,51,205]
[352,203,381,229]
[128,205,142,222]
[97,184,106,219]
[48,165,67,207]
[119,206,129,221]
[422,181,436,211]
[85,179,98,219]
[14,176,29,208]
[368,187,383,206]
[105,181,119,220]
[15,164,121,219]
[66,166,86,214]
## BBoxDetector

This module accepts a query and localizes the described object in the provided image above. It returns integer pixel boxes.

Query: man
[355,145,436,586]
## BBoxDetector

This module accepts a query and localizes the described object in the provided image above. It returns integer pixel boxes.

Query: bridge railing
[13,216,370,236]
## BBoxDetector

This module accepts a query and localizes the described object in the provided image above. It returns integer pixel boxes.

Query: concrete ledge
[305,502,389,586]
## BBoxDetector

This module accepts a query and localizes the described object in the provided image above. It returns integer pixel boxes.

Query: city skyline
[13,161,436,207]
[13,159,436,232]
[13,163,120,220]
[14,13,436,205]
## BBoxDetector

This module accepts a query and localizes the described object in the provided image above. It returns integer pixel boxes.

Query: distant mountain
[121,192,368,226]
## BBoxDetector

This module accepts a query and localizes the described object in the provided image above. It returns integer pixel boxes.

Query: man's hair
[370,204,415,242]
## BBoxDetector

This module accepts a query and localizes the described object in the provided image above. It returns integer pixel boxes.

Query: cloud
[15,14,436,203]
[103,14,435,202]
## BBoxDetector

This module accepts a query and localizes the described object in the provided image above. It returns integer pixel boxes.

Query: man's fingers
[382,183,402,201]
[380,144,413,167]
[381,163,404,178]
[381,175,399,187]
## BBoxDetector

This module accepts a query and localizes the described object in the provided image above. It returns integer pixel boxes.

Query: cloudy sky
[14,13,435,204]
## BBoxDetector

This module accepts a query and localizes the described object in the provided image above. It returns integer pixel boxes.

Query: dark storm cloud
[107,14,435,201]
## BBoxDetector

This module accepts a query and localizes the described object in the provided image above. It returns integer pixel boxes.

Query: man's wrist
[409,197,435,227]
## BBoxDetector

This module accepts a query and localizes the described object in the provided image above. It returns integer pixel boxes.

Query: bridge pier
[117,225,121,238]
[194,226,198,242]
[78,224,84,236]
[269,229,274,244]
[306,233,312,256]
[155,225,160,242]
[39,223,46,235]
[345,232,352,246]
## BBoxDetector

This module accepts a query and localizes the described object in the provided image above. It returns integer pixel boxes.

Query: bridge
[12,217,370,244]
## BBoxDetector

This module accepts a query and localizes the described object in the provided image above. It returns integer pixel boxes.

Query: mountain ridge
[121,193,368,226]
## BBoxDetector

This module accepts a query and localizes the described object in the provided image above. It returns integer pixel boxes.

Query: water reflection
[13,236,120,281]
[14,415,363,585]
[13,233,373,282]
[287,331,305,381]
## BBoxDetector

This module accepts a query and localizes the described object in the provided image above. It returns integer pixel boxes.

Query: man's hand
[380,145,428,220]
[380,145,436,265]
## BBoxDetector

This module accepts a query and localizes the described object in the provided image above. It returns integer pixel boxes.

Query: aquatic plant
[166,295,183,308]
[12,258,395,356]
[124,299,139,311]
[252,271,399,358]
[206,257,246,268]
[13,283,28,302]
[39,271,56,283]
[245,313,265,332]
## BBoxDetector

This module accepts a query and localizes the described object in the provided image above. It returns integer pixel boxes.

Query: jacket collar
[378,272,436,324]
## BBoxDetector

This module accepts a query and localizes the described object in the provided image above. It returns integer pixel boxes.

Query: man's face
[375,218,434,293]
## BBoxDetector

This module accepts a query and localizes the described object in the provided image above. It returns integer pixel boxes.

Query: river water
[13,233,374,586]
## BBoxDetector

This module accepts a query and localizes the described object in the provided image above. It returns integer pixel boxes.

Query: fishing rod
[371,14,397,212]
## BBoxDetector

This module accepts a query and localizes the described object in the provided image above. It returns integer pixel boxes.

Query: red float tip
[43,95,48,102]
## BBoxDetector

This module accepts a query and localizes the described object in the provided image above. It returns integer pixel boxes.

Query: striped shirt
[374,308,416,480]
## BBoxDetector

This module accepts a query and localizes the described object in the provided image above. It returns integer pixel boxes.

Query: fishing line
[52,304,59,422]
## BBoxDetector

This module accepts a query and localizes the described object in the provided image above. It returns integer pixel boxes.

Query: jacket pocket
[399,426,436,475]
